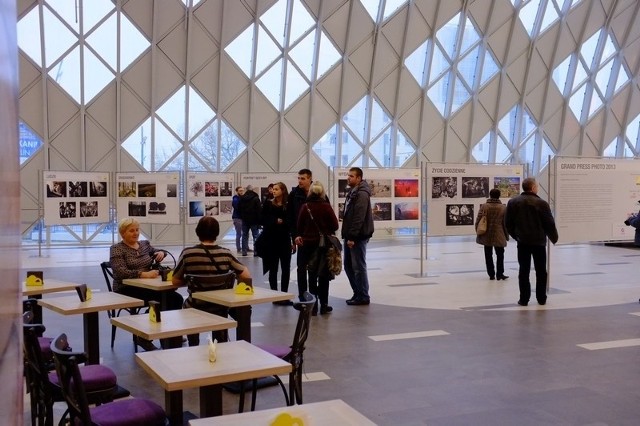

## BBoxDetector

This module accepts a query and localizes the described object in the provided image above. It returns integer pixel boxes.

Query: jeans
[241,223,259,254]
[517,243,547,303]
[484,246,505,278]
[233,218,242,251]
[344,238,370,301]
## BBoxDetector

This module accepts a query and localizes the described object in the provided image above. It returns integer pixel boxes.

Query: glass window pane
[370,129,392,167]
[317,31,340,79]
[120,14,150,71]
[361,0,381,22]
[343,97,367,142]
[46,0,80,34]
[157,86,187,140]
[19,122,43,165]
[49,46,81,103]
[122,119,152,169]
[290,0,315,44]
[460,17,480,55]
[428,45,450,84]
[457,46,480,87]
[190,120,218,170]
[342,128,364,166]
[580,30,600,68]
[614,63,630,92]
[480,50,499,86]
[256,25,281,76]
[521,109,536,139]
[519,0,540,36]
[81,0,114,33]
[496,133,512,163]
[87,14,117,71]
[188,87,215,140]
[370,99,391,140]
[624,115,640,145]
[283,60,309,109]
[623,140,635,158]
[43,7,77,67]
[396,130,416,167]
[552,55,571,95]
[312,126,338,167]
[539,137,555,171]
[436,15,460,60]
[602,138,617,157]
[498,107,518,144]
[539,1,559,34]
[83,48,115,102]
[602,34,616,62]
[261,0,287,47]
[405,40,428,86]
[256,59,284,109]
[594,59,614,95]
[588,89,603,116]
[572,61,588,91]
[427,73,450,117]
[450,74,471,113]
[220,121,246,170]
[289,31,315,80]
[472,131,492,163]
[382,0,407,21]
[155,122,183,171]
[18,8,42,65]
[569,84,587,120]
[225,24,254,78]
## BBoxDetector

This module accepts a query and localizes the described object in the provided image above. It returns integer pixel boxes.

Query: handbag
[476,212,488,235]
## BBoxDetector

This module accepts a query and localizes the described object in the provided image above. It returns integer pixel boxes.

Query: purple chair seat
[49,364,117,392]
[255,344,290,359]
[78,398,167,426]
[38,337,53,362]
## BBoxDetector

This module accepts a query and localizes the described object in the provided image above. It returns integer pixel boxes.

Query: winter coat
[505,191,558,246]
[341,180,374,241]
[628,212,640,246]
[475,198,508,248]
[238,190,261,225]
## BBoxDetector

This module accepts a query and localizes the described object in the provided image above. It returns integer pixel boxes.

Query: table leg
[83,312,99,365]
[200,384,222,417]
[234,306,252,342]
[165,389,183,426]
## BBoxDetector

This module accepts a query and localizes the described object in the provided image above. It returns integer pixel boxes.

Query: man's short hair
[195,216,220,241]
[522,177,536,192]
[298,168,312,178]
[489,188,501,199]
[245,184,254,191]
[349,167,363,179]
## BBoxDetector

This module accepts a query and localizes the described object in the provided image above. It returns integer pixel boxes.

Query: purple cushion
[256,344,290,359]
[38,337,53,362]
[79,398,166,426]
[49,365,117,392]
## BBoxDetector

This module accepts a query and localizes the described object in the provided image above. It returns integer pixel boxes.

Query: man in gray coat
[505,177,558,306]
[342,167,374,305]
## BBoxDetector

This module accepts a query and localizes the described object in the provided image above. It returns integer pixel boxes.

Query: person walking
[238,184,261,256]
[624,201,640,247]
[288,168,314,298]
[260,182,295,305]
[296,181,339,315]
[505,177,558,306]
[341,167,374,306]
[232,186,244,254]
[476,188,509,281]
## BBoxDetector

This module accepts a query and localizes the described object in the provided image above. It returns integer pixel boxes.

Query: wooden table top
[122,277,181,291]
[22,279,81,296]
[187,399,377,425]
[192,287,294,308]
[135,340,291,392]
[111,308,236,340]
[38,292,144,315]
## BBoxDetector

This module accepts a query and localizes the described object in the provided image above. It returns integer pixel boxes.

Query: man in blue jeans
[342,167,374,305]
[238,185,261,256]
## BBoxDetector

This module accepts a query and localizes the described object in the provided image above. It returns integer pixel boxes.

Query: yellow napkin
[26,273,44,286]
[234,282,254,295]
[270,412,305,426]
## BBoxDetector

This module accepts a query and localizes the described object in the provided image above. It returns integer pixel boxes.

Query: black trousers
[296,244,329,306]
[516,243,547,303]
[483,246,505,278]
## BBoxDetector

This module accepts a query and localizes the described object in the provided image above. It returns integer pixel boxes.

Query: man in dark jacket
[342,167,374,305]
[288,169,313,298]
[505,177,558,306]
[238,185,261,256]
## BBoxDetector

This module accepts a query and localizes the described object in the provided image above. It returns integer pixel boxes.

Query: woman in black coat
[475,188,509,280]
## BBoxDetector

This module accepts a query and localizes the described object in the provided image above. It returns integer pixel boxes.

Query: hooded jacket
[341,180,374,241]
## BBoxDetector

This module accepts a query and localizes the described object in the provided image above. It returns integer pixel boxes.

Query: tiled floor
[22,237,640,425]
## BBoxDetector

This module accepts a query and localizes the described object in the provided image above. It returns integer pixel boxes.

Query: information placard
[554,157,640,244]
[240,173,299,203]
[115,172,180,224]
[333,168,421,229]
[425,163,524,237]
[185,173,235,224]
[43,171,110,226]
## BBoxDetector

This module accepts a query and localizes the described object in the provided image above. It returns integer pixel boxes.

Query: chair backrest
[184,272,235,316]
[288,292,316,367]
[100,261,114,293]
[51,333,93,425]
[23,315,54,404]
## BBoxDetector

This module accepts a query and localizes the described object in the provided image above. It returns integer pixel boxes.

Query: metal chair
[183,272,236,345]
[50,333,167,426]
[241,292,316,412]
[100,261,145,350]
[23,317,126,426]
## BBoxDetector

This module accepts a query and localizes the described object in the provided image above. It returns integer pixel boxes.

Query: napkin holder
[149,301,161,323]
[270,412,306,426]
[234,282,254,295]
[75,284,92,302]
[26,271,44,286]
[207,337,217,363]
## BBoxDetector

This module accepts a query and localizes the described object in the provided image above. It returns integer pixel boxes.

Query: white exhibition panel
[185,172,235,224]
[426,163,525,237]
[115,172,180,225]
[554,157,640,244]
[43,171,110,226]
[334,168,421,229]
[240,173,299,203]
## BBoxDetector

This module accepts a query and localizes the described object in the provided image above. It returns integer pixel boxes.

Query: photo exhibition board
[186,172,235,224]
[554,157,640,244]
[43,171,110,226]
[425,163,524,237]
[116,172,180,224]
[334,168,421,228]
[240,173,299,204]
